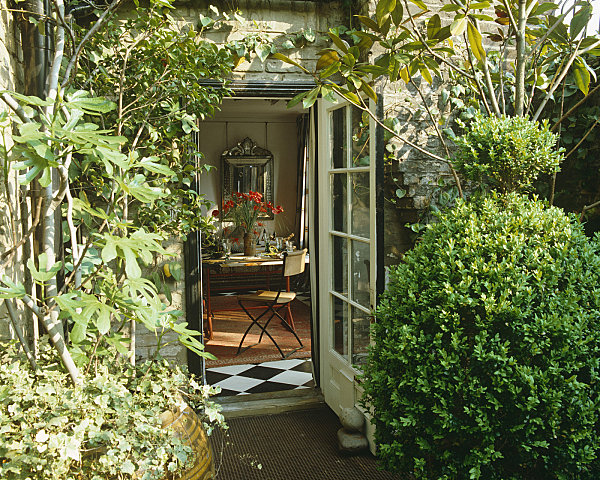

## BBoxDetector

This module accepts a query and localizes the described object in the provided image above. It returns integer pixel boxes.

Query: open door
[317,97,377,441]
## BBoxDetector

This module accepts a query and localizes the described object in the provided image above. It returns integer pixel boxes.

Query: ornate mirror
[221,137,274,219]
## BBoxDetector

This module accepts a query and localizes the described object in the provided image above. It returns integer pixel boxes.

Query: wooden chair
[236,249,307,358]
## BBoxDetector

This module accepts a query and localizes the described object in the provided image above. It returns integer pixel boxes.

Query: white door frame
[316,96,377,447]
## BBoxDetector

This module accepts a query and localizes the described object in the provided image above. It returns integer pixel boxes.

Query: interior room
[196,98,314,396]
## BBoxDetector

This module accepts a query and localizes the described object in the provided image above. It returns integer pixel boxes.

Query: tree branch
[409,79,463,198]
[62,0,125,88]
[514,0,528,116]
[1,92,31,122]
[401,0,475,81]
[564,119,599,160]
[0,196,43,264]
[532,37,595,121]
[527,3,578,59]
[4,299,39,371]
[551,83,600,132]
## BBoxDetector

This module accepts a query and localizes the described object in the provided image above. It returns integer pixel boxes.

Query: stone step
[219,388,325,418]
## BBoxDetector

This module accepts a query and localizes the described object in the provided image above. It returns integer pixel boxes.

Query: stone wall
[181,0,347,83]
[134,238,189,366]
[0,2,25,341]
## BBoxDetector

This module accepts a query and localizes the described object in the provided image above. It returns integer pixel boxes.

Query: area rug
[204,295,312,367]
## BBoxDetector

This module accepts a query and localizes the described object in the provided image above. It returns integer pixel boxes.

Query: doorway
[191,98,316,398]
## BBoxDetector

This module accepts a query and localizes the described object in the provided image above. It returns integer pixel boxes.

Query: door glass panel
[332,235,348,296]
[332,173,347,233]
[331,107,347,169]
[351,306,371,366]
[352,106,370,167]
[350,172,370,238]
[351,240,371,308]
[333,295,348,359]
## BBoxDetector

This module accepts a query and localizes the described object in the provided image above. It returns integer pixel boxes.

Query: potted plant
[217,191,283,256]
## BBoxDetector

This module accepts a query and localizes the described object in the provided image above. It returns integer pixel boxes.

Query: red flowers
[211,209,220,217]
[221,191,283,234]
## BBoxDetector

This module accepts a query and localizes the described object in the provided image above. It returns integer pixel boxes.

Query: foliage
[0,91,211,371]
[452,114,564,193]
[362,193,600,479]
[0,340,225,479]
[218,191,283,235]
[275,0,600,203]
[0,0,249,385]
[77,3,235,240]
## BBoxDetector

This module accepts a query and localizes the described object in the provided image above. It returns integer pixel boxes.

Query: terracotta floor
[204,295,312,368]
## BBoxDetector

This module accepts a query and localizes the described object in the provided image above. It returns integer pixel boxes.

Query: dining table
[202,250,306,340]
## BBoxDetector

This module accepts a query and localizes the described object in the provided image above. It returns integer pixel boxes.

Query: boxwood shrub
[452,115,563,193]
[362,193,600,479]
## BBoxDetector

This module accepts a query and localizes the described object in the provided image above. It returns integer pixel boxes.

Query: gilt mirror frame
[221,137,274,220]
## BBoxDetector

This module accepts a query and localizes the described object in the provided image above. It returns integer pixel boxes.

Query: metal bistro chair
[236,248,307,358]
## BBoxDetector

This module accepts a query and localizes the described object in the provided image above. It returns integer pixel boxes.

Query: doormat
[205,296,312,367]
[210,406,401,480]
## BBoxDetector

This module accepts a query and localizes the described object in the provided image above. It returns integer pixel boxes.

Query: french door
[317,97,377,440]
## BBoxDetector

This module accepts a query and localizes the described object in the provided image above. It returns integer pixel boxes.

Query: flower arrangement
[219,191,283,234]
[215,191,283,255]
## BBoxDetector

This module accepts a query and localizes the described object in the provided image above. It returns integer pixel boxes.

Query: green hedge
[363,194,600,479]
[452,115,563,193]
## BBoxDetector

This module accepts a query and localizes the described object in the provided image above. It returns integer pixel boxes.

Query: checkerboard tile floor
[206,359,314,396]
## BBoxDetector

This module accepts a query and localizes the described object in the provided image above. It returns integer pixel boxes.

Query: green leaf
[570,4,593,39]
[450,15,467,36]
[169,262,182,282]
[467,22,486,61]
[327,32,349,54]
[255,43,271,62]
[121,461,135,475]
[321,62,341,78]
[573,58,590,95]
[139,157,174,176]
[391,2,403,26]
[287,91,308,109]
[356,15,380,32]
[427,14,441,39]
[440,4,462,12]
[303,86,321,109]
[0,277,26,299]
[122,246,141,279]
[408,0,427,10]
[0,91,53,107]
[338,89,361,105]
[360,82,377,101]
[469,1,490,9]
[376,0,396,27]
[270,53,309,73]
[27,254,62,283]
[102,238,118,264]
[316,50,340,71]
[96,306,111,335]
[38,167,52,188]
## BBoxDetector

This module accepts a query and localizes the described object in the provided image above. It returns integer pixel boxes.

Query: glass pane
[352,306,371,367]
[352,106,370,167]
[350,172,370,238]
[351,240,371,308]
[331,107,347,169]
[333,296,348,360]
[332,235,348,296]
[332,173,347,233]
[233,165,265,194]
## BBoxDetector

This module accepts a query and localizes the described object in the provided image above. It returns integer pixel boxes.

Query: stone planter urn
[159,405,215,480]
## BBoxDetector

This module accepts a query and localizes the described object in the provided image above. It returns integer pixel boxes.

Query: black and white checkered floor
[206,359,314,397]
